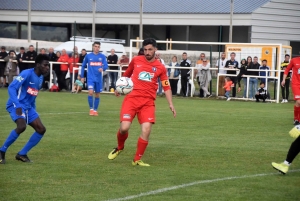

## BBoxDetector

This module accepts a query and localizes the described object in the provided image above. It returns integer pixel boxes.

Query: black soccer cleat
[294,120,299,125]
[0,151,6,164]
[15,154,32,163]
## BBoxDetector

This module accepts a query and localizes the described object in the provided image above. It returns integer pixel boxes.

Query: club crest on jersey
[27,87,38,96]
[15,76,24,82]
[138,71,154,82]
[152,67,157,72]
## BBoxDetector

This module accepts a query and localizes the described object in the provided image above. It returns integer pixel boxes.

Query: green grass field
[0,89,299,201]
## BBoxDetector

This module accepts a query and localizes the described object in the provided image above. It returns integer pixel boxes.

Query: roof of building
[0,0,270,14]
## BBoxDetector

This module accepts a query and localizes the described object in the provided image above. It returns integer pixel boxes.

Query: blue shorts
[7,106,39,124]
[87,81,102,93]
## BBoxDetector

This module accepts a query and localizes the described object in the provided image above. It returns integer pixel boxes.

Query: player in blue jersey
[0,54,50,164]
[79,42,108,116]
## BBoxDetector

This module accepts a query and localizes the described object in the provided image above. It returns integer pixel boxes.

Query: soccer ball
[115,77,133,95]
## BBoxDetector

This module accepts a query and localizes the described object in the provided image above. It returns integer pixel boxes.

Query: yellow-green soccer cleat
[272,162,289,174]
[108,148,123,160]
[132,160,150,167]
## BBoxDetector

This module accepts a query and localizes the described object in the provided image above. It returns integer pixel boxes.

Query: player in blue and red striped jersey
[0,54,50,164]
[80,42,108,116]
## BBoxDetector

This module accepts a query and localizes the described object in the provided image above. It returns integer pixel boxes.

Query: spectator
[40,48,46,55]
[196,58,211,97]
[4,50,18,85]
[155,52,165,95]
[167,56,180,96]
[225,52,238,97]
[72,78,83,94]
[280,54,291,103]
[57,49,69,91]
[17,47,27,73]
[180,52,192,97]
[0,46,8,87]
[107,49,118,90]
[259,59,270,85]
[255,82,269,102]
[196,53,210,65]
[53,51,61,88]
[237,59,247,97]
[248,56,260,99]
[138,47,144,55]
[79,49,87,89]
[48,47,58,85]
[118,55,129,76]
[25,45,37,69]
[216,52,227,96]
[68,52,80,90]
[223,77,233,101]
[69,46,78,57]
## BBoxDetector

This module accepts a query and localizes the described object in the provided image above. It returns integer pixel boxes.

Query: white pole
[229,0,234,43]
[129,39,133,61]
[92,0,96,38]
[139,0,143,42]
[28,0,31,42]
[49,62,53,88]
[276,44,282,103]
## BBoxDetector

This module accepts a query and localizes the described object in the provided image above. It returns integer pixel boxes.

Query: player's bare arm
[165,89,176,117]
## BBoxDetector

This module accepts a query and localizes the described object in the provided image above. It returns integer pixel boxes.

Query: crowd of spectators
[0,45,130,93]
[0,45,291,102]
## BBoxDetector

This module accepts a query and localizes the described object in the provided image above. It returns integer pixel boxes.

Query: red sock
[294,106,299,121]
[297,107,300,121]
[117,130,128,150]
[134,137,148,162]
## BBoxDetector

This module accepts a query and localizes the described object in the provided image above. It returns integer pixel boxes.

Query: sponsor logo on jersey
[27,87,38,96]
[295,95,300,99]
[152,67,157,72]
[162,80,169,87]
[15,76,24,82]
[138,71,154,82]
[123,114,131,119]
[90,62,102,66]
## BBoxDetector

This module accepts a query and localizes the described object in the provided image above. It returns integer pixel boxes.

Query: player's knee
[16,124,26,134]
[95,93,100,98]
[141,125,152,135]
[36,126,46,134]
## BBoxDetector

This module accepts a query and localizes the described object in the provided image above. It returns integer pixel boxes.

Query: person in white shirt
[216,52,227,96]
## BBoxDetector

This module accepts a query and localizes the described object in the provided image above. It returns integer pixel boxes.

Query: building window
[21,24,68,42]
[0,22,17,38]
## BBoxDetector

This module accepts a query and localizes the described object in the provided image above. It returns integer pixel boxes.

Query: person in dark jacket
[79,49,87,89]
[237,59,247,97]
[17,47,27,73]
[247,56,260,99]
[255,82,269,102]
[45,47,58,89]
[25,45,37,69]
[180,52,191,97]
[225,52,239,97]
[0,46,8,87]
[107,49,118,90]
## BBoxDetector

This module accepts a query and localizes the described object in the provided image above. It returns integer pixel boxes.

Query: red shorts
[292,85,300,100]
[120,96,155,124]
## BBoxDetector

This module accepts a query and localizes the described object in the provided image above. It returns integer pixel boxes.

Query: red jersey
[123,55,170,99]
[285,57,300,86]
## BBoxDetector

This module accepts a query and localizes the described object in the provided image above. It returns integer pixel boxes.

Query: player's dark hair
[285,54,290,57]
[230,52,236,56]
[262,59,267,62]
[29,45,34,47]
[260,82,265,85]
[93,42,101,46]
[35,54,49,64]
[182,52,187,55]
[254,56,258,59]
[143,38,157,48]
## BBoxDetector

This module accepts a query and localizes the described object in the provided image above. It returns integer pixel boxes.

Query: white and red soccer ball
[115,77,133,95]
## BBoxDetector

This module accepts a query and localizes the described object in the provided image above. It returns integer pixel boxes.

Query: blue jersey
[81,52,108,83]
[6,69,43,110]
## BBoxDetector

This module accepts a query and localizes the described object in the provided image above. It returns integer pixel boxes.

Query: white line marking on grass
[105,169,300,201]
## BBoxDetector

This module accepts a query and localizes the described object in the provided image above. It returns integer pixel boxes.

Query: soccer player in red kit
[282,56,300,125]
[108,38,176,166]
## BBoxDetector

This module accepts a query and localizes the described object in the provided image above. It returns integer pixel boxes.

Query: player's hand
[237,87,241,92]
[114,90,120,97]
[281,80,285,87]
[16,108,22,116]
[170,104,176,118]
[81,78,85,84]
[98,68,103,73]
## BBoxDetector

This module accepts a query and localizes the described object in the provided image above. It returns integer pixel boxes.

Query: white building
[0,0,299,55]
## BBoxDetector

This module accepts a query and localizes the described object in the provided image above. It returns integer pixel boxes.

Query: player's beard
[145,53,155,61]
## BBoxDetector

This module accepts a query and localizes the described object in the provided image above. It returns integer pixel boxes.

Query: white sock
[283,160,291,166]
